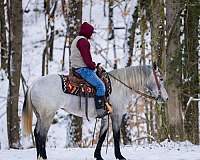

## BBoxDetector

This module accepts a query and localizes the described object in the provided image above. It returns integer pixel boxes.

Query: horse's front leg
[111,114,126,160]
[94,116,109,160]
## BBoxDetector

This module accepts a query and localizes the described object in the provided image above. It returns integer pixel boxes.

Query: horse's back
[31,74,62,94]
[30,74,64,113]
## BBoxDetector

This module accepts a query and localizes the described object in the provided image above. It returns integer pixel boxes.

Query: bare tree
[108,0,117,69]
[149,0,169,142]
[139,0,147,65]
[61,0,68,70]
[0,0,7,70]
[165,0,184,141]
[150,0,165,66]
[6,0,23,148]
[66,0,83,147]
[42,0,57,75]
[183,1,200,144]
[126,6,138,67]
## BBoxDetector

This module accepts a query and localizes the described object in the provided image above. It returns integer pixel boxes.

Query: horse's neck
[110,66,150,91]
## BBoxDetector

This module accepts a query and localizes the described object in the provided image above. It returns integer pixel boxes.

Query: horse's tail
[22,87,33,137]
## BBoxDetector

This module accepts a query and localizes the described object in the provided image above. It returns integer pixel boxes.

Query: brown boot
[94,96,109,118]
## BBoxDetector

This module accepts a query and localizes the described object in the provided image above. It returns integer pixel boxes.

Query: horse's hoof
[116,155,126,160]
[94,153,104,160]
[94,156,104,160]
[37,156,47,160]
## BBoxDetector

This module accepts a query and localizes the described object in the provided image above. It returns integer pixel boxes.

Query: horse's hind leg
[94,116,109,160]
[34,122,47,159]
[34,114,54,160]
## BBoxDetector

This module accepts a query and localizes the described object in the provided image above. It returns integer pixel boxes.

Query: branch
[182,96,200,120]
[0,46,8,52]
[0,111,6,119]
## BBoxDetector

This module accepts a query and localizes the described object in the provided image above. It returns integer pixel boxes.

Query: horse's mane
[109,65,152,90]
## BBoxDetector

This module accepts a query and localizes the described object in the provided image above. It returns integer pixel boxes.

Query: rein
[107,70,159,101]
[152,68,162,97]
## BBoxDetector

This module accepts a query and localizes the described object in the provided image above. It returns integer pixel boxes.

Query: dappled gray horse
[22,65,168,160]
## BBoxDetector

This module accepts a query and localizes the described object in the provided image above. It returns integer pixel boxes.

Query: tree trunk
[66,0,83,147]
[7,0,23,148]
[126,6,138,67]
[139,0,147,65]
[108,0,117,69]
[68,0,82,58]
[183,1,200,144]
[165,0,184,141]
[42,0,57,75]
[121,111,132,145]
[48,1,57,61]
[150,0,169,142]
[108,0,114,41]
[61,0,68,70]
[0,0,7,70]
[150,0,165,66]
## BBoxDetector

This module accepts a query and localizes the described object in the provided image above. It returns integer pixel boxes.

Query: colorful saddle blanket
[60,67,112,97]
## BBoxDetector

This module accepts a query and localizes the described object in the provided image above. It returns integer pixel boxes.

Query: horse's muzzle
[156,95,168,103]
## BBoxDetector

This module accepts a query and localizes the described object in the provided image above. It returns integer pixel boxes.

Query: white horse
[22,65,168,160]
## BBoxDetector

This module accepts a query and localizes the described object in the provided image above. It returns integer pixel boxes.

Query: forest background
[0,0,200,153]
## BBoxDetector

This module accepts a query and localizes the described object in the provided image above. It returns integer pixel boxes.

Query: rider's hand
[96,63,101,69]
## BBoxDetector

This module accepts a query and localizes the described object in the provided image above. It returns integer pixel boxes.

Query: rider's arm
[77,38,96,70]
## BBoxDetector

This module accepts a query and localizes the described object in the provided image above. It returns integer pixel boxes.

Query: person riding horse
[70,22,109,118]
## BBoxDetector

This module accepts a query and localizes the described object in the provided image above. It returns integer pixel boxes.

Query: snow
[1,141,200,160]
[1,0,200,160]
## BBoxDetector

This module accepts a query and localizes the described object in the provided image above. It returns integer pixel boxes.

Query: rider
[70,22,109,118]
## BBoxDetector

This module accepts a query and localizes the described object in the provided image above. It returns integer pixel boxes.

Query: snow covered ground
[1,141,200,160]
[1,1,200,160]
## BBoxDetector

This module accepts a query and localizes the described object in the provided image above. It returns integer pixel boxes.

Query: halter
[107,67,162,101]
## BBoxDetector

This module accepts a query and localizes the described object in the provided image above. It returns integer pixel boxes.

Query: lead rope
[92,118,98,147]
[106,114,110,154]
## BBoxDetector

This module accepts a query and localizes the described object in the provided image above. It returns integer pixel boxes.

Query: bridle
[107,67,162,101]
[152,67,162,100]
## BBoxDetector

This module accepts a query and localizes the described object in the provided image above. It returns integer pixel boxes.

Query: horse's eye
[160,78,163,81]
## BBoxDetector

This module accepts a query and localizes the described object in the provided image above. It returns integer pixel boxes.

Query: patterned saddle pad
[60,67,112,97]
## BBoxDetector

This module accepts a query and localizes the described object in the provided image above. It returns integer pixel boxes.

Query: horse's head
[146,64,168,103]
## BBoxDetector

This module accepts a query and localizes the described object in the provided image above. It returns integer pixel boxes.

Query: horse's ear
[153,62,157,70]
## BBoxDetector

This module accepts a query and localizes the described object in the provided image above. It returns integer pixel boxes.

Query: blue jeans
[75,68,106,96]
